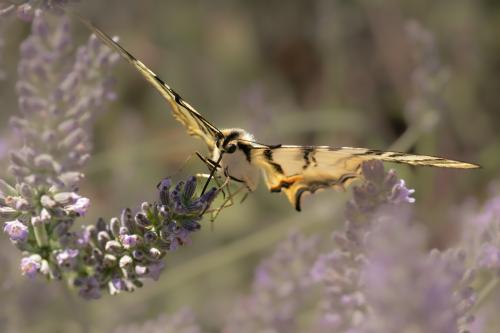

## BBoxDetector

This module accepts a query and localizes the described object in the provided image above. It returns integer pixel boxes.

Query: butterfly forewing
[81,18,222,150]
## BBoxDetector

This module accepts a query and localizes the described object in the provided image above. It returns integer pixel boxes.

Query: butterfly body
[212,128,261,191]
[80,18,480,212]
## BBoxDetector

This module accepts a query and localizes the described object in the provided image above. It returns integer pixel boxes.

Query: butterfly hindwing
[250,145,479,211]
[80,18,222,150]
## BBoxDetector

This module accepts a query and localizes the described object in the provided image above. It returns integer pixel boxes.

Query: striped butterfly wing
[250,145,479,211]
[81,19,222,150]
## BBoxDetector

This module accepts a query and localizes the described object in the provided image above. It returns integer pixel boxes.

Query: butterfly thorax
[212,128,261,191]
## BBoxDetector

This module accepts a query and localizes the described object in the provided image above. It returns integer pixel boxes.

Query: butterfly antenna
[201,153,224,194]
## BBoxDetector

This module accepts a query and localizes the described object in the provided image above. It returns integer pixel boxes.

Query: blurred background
[0,0,498,332]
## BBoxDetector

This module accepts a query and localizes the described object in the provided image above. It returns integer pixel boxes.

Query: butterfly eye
[225,144,237,154]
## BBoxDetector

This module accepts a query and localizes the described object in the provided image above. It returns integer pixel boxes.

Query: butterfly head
[217,128,254,154]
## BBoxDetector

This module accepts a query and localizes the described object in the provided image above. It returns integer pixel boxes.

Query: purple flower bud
[120,234,139,249]
[390,179,416,204]
[198,187,218,206]
[181,219,201,232]
[53,192,75,205]
[4,219,29,241]
[119,255,133,268]
[76,226,92,247]
[135,265,148,276]
[7,196,30,211]
[65,196,90,216]
[145,261,165,281]
[40,208,51,222]
[56,249,79,269]
[157,178,171,191]
[105,240,123,254]
[31,216,43,226]
[20,255,41,278]
[134,212,151,227]
[110,278,128,294]
[477,243,500,269]
[78,276,101,300]
[183,176,197,200]
[144,230,158,243]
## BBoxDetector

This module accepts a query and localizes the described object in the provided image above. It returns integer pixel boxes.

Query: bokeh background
[0,0,498,332]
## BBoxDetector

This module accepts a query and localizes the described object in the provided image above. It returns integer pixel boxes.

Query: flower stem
[33,221,49,247]
[471,275,499,313]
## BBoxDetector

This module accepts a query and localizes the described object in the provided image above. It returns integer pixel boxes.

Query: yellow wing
[250,145,480,211]
[80,18,223,150]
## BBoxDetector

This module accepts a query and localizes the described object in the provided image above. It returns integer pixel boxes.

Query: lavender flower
[466,196,500,270]
[76,276,101,300]
[20,254,42,278]
[359,216,471,333]
[3,219,29,241]
[55,248,79,269]
[64,176,217,298]
[0,0,79,21]
[310,160,416,332]
[0,14,7,80]
[64,195,90,216]
[224,231,319,333]
[0,10,119,290]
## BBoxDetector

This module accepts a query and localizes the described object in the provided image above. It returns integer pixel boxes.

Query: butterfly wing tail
[367,151,480,169]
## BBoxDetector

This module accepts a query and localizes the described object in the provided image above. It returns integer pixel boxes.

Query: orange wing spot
[270,175,304,192]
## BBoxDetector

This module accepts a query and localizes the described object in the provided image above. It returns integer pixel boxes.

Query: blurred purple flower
[55,248,79,269]
[20,254,42,278]
[0,9,117,282]
[459,194,500,271]
[144,261,165,281]
[0,0,79,21]
[0,138,6,157]
[359,216,465,333]
[224,231,319,333]
[119,234,139,249]
[64,196,90,216]
[3,219,28,241]
[311,161,415,332]
[389,179,416,203]
[77,276,101,300]
[76,227,91,246]
[110,278,127,291]
[477,243,500,269]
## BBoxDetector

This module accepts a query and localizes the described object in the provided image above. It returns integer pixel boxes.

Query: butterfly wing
[80,18,222,150]
[249,145,479,211]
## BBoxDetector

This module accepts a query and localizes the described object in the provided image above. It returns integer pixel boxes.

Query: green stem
[33,220,49,247]
[471,275,499,313]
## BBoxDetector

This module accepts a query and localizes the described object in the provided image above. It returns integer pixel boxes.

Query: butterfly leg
[195,172,229,199]
[208,182,248,221]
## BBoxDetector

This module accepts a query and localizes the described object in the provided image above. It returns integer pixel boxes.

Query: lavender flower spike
[310,161,415,332]
[361,217,462,333]
[0,0,80,21]
[0,11,117,284]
